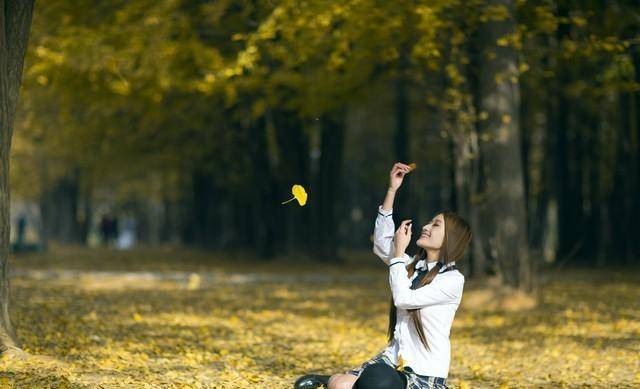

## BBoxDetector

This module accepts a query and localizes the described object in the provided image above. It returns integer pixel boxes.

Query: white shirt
[372,204,465,378]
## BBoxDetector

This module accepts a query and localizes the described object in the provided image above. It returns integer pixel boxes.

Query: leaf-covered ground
[1,245,639,388]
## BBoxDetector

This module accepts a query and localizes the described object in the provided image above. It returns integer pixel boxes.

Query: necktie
[411,267,428,289]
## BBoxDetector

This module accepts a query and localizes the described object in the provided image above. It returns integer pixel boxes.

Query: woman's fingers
[390,163,411,182]
[395,166,409,176]
[399,163,411,172]
[394,162,409,170]
[394,162,411,173]
[399,219,412,233]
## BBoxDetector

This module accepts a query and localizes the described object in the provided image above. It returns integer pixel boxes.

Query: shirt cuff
[378,205,393,217]
[388,253,411,267]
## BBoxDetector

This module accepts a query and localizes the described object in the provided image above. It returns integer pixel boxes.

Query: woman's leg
[327,373,358,389]
[352,363,406,389]
[330,348,394,389]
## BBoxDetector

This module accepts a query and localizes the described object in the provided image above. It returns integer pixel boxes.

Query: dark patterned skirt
[345,349,448,389]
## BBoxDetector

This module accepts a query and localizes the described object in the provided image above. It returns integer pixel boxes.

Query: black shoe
[293,374,331,389]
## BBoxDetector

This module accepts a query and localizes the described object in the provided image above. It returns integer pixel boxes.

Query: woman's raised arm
[372,163,412,265]
[373,191,397,265]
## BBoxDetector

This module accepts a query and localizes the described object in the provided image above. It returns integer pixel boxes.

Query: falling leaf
[281,184,307,206]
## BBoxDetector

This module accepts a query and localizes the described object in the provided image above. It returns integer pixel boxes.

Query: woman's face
[416,213,445,250]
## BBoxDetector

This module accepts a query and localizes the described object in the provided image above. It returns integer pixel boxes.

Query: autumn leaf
[281,184,307,206]
[408,163,417,171]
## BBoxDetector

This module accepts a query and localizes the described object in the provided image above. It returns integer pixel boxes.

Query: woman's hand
[394,219,412,257]
[389,163,412,192]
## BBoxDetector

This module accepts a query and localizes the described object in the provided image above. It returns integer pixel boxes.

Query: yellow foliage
[0,247,637,387]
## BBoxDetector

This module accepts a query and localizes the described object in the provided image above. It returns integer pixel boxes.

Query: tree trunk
[632,46,640,260]
[247,116,280,259]
[584,108,603,265]
[552,4,585,263]
[478,0,533,291]
[189,166,221,248]
[311,110,346,262]
[612,91,637,264]
[159,172,180,244]
[0,0,36,352]
[394,58,412,222]
[450,130,475,271]
[465,28,491,278]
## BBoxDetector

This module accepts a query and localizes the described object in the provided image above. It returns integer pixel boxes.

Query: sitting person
[294,163,471,389]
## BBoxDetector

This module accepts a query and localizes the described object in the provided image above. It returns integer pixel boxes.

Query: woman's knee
[327,373,358,389]
[353,363,406,389]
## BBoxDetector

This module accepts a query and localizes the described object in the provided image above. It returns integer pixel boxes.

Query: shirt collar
[415,259,456,272]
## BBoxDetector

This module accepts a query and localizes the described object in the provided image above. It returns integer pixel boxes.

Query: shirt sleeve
[388,257,464,309]
[372,205,396,265]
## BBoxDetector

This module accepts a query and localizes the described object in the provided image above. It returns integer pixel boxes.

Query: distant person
[294,163,472,389]
[100,213,118,246]
[16,213,27,251]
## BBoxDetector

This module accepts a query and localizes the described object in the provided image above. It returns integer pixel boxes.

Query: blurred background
[11,0,639,277]
[1,1,639,387]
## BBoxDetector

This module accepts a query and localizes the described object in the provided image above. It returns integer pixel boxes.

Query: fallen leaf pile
[0,246,638,388]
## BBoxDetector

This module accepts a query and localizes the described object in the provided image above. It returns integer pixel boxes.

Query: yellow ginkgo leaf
[408,162,417,171]
[281,184,307,206]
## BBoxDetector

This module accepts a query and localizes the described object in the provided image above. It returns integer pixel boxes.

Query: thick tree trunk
[632,47,640,260]
[247,116,280,259]
[521,87,547,258]
[0,0,36,352]
[612,91,637,264]
[450,130,473,265]
[552,4,585,263]
[465,29,491,278]
[478,0,533,291]
[311,110,346,262]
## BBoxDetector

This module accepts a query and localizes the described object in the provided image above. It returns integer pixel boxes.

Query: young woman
[327,162,471,389]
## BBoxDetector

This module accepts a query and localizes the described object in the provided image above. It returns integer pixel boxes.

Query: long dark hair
[386,210,472,351]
